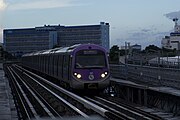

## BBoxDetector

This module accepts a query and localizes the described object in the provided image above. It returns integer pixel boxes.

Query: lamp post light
[125,42,127,65]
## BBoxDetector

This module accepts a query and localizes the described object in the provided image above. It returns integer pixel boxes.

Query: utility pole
[124,42,130,80]
[125,42,127,64]
[118,50,120,64]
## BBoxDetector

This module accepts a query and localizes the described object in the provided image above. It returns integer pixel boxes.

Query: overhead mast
[173,18,179,32]
[173,18,178,25]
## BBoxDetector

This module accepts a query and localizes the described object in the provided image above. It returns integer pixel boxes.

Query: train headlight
[77,74,82,79]
[101,71,108,78]
[74,72,82,79]
[101,73,106,78]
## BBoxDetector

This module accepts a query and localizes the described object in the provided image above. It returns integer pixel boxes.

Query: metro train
[21,44,110,90]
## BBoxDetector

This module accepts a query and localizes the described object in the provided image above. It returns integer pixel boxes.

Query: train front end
[71,44,110,90]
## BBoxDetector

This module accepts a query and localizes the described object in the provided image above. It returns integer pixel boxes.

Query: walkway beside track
[0,63,18,120]
[110,77,180,97]
[110,77,180,120]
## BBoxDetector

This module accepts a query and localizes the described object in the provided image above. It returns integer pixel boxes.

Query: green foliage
[53,45,60,49]
[143,45,177,57]
[3,51,15,59]
[109,45,119,63]
[145,45,161,52]
[119,49,126,56]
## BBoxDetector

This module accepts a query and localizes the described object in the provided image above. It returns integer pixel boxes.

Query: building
[162,18,180,50]
[131,44,141,52]
[3,22,109,56]
[120,42,131,50]
[120,43,141,52]
[0,43,3,59]
[58,22,109,50]
[3,26,58,56]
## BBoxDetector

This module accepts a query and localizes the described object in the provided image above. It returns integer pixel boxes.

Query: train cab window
[75,50,106,69]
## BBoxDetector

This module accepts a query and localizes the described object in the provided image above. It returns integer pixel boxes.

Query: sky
[1,0,180,49]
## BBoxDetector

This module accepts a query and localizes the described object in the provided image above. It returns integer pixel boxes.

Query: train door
[62,55,69,80]
[57,55,63,79]
[40,55,42,72]
[69,56,72,80]
[37,56,39,70]
[44,56,47,73]
[43,56,45,73]
[49,54,54,76]
[54,55,59,78]
[45,55,49,74]
[48,55,50,75]
[43,56,46,73]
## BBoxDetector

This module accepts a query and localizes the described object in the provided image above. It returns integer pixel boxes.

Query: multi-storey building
[162,18,180,50]
[3,26,58,56]
[3,22,109,56]
[58,22,109,50]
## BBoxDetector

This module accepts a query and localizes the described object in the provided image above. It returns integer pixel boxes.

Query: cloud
[7,0,84,10]
[141,29,151,32]
[0,0,7,11]
[125,30,169,48]
[165,10,180,21]
[112,26,170,49]
[0,0,7,43]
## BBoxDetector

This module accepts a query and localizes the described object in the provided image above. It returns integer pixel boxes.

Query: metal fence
[110,64,180,89]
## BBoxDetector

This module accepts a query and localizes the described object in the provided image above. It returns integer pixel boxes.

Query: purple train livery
[22,44,110,90]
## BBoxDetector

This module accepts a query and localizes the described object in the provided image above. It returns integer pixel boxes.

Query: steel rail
[10,66,57,119]
[94,96,162,120]
[15,64,125,119]
[96,96,163,120]
[15,65,108,116]
[14,65,66,118]
[23,71,89,118]
[84,96,135,120]
[7,66,39,119]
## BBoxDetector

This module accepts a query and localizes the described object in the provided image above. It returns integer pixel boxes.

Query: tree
[145,45,161,52]
[53,44,60,49]
[109,45,119,63]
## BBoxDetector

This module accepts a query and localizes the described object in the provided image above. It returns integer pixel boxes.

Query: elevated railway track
[4,63,165,120]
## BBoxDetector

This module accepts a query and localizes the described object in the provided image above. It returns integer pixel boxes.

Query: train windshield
[75,50,106,69]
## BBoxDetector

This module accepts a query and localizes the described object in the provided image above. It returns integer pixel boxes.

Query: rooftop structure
[161,18,180,50]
